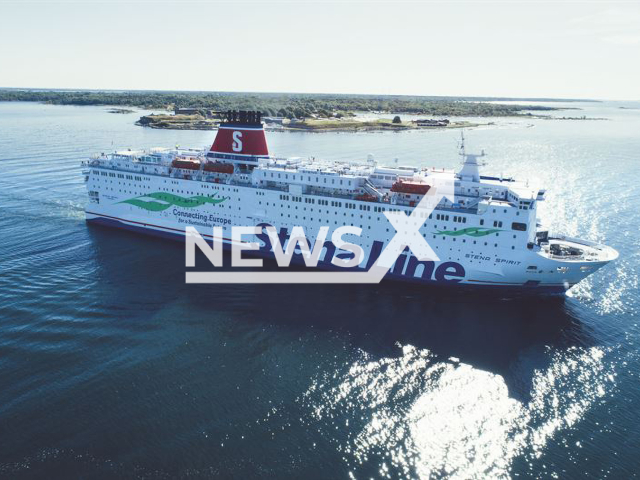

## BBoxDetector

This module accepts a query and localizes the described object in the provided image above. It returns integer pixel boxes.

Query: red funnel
[210,123,268,158]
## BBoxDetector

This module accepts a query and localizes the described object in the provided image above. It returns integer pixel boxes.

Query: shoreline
[133,111,605,133]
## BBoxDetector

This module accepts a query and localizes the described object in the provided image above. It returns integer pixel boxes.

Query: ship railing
[544,253,603,262]
[549,235,602,249]
[393,199,478,214]
[304,186,366,200]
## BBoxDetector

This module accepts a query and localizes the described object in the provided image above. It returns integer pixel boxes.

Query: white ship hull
[84,170,615,293]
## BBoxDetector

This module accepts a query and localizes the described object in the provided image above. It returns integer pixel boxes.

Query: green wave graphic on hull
[435,227,502,237]
[120,192,227,212]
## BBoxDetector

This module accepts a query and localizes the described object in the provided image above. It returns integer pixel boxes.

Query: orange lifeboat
[355,193,378,202]
[171,157,201,170]
[391,181,431,195]
[203,161,234,174]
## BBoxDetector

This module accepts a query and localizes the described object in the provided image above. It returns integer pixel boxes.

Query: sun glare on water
[304,344,614,479]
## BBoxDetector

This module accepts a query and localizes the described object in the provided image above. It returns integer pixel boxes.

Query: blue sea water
[0,101,639,479]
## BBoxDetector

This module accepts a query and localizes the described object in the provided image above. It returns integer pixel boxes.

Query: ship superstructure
[83,111,618,293]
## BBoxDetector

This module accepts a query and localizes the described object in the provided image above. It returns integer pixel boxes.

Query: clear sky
[1,0,639,100]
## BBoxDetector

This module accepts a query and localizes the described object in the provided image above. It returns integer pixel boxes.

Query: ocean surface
[0,101,639,479]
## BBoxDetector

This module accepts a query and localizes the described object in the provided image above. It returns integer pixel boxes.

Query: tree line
[0,89,563,118]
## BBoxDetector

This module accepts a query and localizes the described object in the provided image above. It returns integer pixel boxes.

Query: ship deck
[539,236,619,263]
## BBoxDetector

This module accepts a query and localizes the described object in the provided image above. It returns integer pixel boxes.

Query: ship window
[480,219,484,226]
[512,222,527,231]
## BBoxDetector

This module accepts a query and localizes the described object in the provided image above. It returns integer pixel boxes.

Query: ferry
[82,110,618,293]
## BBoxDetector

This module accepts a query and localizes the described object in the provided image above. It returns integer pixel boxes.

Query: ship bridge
[454,134,545,212]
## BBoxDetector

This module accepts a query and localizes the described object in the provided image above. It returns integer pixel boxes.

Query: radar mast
[457,131,485,182]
